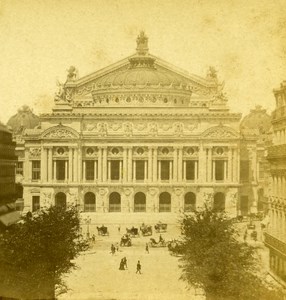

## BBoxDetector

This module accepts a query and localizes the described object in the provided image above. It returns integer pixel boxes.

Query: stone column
[41,147,48,182]
[107,160,111,181]
[102,147,107,182]
[183,160,186,181]
[153,147,158,182]
[169,161,173,181]
[53,161,56,181]
[133,160,136,182]
[83,160,86,182]
[65,160,68,182]
[212,160,215,182]
[199,144,206,182]
[237,148,240,183]
[94,160,97,181]
[119,160,122,181]
[207,147,212,182]
[78,147,82,183]
[98,147,102,182]
[144,160,147,181]
[224,160,227,182]
[123,147,127,182]
[178,147,183,182]
[74,148,78,182]
[148,147,153,182]
[228,147,232,182]
[128,147,132,182]
[158,160,161,181]
[233,148,238,183]
[173,147,178,182]
[194,161,198,182]
[68,147,73,182]
[48,148,53,182]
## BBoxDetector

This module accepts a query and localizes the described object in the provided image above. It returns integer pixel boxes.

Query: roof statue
[66,66,78,82]
[206,66,218,81]
[54,80,66,102]
[136,31,149,55]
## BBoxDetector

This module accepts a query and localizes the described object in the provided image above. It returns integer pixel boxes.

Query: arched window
[184,192,196,212]
[213,192,225,211]
[55,192,67,208]
[134,192,146,212]
[109,192,121,212]
[84,192,96,212]
[159,192,171,212]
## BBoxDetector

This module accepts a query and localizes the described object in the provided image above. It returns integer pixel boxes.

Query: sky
[0,0,285,123]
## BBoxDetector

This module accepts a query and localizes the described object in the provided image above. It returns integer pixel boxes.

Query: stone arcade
[20,32,243,221]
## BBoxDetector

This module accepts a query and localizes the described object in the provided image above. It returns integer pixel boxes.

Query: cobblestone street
[59,224,204,300]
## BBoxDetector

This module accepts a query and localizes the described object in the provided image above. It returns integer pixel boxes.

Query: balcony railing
[264,232,286,255]
[267,145,286,159]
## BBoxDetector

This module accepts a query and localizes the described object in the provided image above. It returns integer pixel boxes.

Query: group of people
[110,243,119,255]
[119,257,141,274]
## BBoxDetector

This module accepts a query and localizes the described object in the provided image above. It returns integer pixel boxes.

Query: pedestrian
[110,244,115,255]
[92,234,96,243]
[115,242,119,252]
[119,258,125,270]
[145,243,149,254]
[136,260,142,274]
[118,224,121,233]
[123,257,128,269]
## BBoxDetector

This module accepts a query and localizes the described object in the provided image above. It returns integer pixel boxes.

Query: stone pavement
[59,224,205,300]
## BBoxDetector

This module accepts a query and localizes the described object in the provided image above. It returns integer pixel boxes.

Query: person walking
[145,243,149,254]
[123,257,128,269]
[110,244,115,255]
[136,260,142,274]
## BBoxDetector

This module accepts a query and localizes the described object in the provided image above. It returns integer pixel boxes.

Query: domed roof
[240,106,271,135]
[7,105,40,134]
[95,32,189,88]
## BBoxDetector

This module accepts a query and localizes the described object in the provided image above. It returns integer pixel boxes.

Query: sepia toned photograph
[0,0,286,299]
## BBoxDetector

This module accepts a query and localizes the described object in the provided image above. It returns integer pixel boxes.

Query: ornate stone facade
[265,81,286,283]
[19,32,244,222]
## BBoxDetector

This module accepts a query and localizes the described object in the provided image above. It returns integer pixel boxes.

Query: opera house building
[10,32,250,221]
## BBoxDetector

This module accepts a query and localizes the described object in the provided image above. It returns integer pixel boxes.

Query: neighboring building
[239,106,272,216]
[7,105,40,212]
[16,32,243,222]
[0,122,19,229]
[265,80,286,283]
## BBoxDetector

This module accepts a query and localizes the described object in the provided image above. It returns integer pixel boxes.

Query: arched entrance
[159,192,171,212]
[184,192,196,212]
[109,192,121,212]
[55,192,67,208]
[134,192,146,212]
[84,192,96,212]
[213,192,225,211]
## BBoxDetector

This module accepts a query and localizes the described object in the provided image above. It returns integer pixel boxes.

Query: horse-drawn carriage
[149,236,167,248]
[140,223,152,236]
[154,222,167,233]
[120,234,132,247]
[97,225,109,236]
[168,239,184,256]
[126,227,139,237]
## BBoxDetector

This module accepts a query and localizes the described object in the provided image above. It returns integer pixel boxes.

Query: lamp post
[85,216,91,239]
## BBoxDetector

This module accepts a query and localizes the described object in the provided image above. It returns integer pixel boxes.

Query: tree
[0,205,89,299]
[171,206,284,300]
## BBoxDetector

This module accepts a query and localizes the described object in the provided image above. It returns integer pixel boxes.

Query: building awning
[0,211,20,226]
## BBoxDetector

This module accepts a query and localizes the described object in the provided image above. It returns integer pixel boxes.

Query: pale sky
[0,0,285,123]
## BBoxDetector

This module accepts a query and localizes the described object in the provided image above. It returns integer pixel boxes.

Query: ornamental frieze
[29,148,41,158]
[42,128,78,139]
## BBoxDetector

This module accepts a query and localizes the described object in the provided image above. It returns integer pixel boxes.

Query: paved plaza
[59,223,205,300]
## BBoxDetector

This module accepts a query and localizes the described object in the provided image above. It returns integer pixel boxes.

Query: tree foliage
[172,206,284,300]
[0,205,89,299]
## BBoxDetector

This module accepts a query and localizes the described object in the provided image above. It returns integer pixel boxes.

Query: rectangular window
[161,160,170,180]
[32,196,40,212]
[240,160,249,181]
[111,160,120,180]
[186,161,195,180]
[85,160,95,180]
[32,161,41,180]
[135,160,145,180]
[215,160,224,181]
[56,160,65,180]
[16,162,23,175]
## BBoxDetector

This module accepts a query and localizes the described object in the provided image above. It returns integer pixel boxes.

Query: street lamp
[85,216,91,239]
